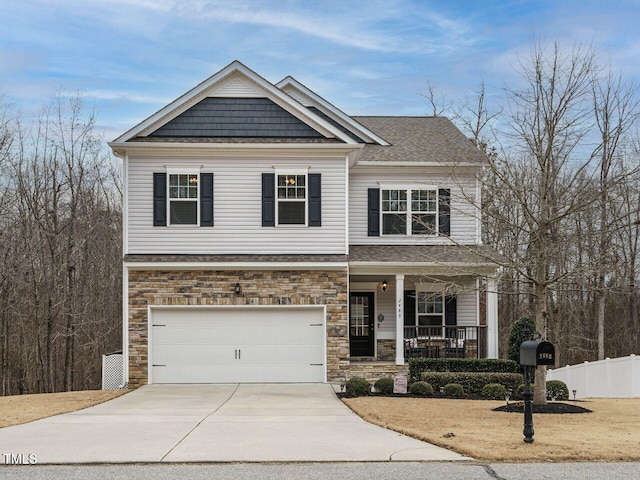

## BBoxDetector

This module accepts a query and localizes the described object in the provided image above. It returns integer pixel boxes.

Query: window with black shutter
[153,171,214,227]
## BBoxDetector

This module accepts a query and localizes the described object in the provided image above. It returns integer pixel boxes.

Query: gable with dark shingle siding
[149,97,325,138]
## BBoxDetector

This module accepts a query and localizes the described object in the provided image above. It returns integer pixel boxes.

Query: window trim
[379,184,439,236]
[274,167,309,227]
[166,167,201,227]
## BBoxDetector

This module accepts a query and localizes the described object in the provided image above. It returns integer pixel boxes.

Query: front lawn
[0,390,128,428]
[343,397,640,462]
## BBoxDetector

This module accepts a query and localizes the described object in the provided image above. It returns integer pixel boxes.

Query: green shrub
[481,383,508,399]
[409,381,434,396]
[513,383,534,400]
[443,383,465,397]
[408,358,519,383]
[345,377,371,397]
[421,372,523,395]
[546,380,569,400]
[373,377,394,395]
[507,317,536,365]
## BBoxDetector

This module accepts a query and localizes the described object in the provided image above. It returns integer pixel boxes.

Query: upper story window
[277,174,306,225]
[368,186,450,237]
[381,188,438,235]
[262,169,321,228]
[153,169,213,228]
[168,174,199,225]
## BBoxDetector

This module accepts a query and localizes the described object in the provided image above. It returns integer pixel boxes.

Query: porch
[346,325,487,381]
[402,325,488,359]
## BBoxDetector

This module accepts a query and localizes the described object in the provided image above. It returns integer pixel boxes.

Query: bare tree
[419,42,640,402]
[591,72,640,359]
[0,92,122,395]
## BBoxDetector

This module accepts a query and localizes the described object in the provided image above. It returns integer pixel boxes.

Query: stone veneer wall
[127,269,348,387]
[345,363,408,382]
[376,339,396,361]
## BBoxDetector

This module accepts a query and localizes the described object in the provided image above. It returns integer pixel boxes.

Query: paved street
[2,462,640,480]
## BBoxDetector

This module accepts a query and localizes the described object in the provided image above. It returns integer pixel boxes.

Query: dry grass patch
[343,397,640,462]
[0,390,129,428]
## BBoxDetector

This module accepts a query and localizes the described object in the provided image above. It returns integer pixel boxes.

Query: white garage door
[150,307,325,383]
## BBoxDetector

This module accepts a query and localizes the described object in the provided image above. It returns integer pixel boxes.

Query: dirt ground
[343,397,640,462]
[0,390,128,428]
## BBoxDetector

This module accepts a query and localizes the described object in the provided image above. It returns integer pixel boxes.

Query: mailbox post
[519,339,555,444]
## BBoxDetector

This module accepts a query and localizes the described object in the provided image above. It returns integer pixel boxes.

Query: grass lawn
[343,397,640,462]
[0,390,128,428]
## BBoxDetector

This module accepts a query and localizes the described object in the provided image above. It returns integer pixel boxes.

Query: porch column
[486,276,499,358]
[395,274,405,365]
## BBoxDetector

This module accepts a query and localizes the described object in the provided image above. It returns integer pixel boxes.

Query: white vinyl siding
[127,155,346,254]
[456,290,477,327]
[349,171,478,245]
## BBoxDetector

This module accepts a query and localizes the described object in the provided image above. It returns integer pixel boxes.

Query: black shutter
[445,296,457,325]
[404,290,416,327]
[308,173,321,227]
[262,173,275,227]
[200,173,214,227]
[438,188,451,236]
[445,295,457,338]
[153,173,167,227]
[367,188,380,236]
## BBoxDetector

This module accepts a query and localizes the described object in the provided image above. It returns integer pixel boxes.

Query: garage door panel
[152,345,234,365]
[150,308,325,383]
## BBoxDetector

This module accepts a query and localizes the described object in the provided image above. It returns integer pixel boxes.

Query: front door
[349,292,375,357]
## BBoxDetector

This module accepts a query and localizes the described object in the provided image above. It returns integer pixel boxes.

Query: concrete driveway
[0,384,470,464]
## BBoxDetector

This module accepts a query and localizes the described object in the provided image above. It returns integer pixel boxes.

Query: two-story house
[109,61,500,387]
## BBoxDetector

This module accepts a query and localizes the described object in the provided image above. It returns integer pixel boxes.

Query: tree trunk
[533,281,548,405]
[596,290,606,360]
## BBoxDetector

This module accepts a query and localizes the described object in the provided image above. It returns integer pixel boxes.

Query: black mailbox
[519,339,555,367]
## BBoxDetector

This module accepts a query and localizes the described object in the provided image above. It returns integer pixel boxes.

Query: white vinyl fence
[547,354,640,398]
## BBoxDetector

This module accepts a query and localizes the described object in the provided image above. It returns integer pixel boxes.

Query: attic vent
[212,76,263,97]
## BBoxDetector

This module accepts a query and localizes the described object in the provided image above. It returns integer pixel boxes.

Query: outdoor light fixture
[234,282,242,296]
[573,389,577,400]
[381,279,388,292]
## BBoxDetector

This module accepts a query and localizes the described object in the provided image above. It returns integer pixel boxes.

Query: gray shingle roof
[124,245,502,267]
[124,254,348,263]
[349,245,502,266]
[352,116,486,163]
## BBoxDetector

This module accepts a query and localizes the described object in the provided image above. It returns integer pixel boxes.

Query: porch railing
[403,326,487,360]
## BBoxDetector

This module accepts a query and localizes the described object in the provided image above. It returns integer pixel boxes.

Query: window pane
[412,190,436,212]
[382,213,406,234]
[169,174,199,199]
[418,292,443,314]
[382,190,406,212]
[170,201,197,225]
[278,201,305,225]
[412,214,436,234]
[277,174,306,200]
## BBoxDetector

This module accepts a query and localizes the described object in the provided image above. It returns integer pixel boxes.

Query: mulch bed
[493,402,592,414]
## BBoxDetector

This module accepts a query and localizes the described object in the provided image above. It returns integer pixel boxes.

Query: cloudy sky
[2,0,639,140]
